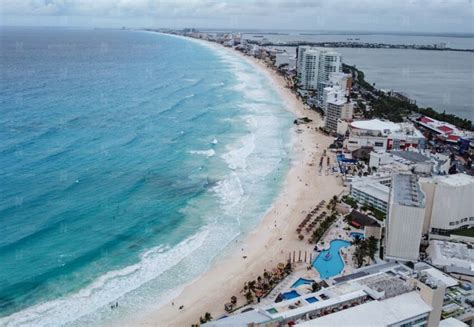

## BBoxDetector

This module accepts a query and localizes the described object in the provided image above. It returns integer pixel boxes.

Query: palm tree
[367,236,378,260]
[245,291,254,304]
[241,282,248,294]
[231,295,237,305]
[248,280,257,292]
[311,282,321,292]
[204,312,213,322]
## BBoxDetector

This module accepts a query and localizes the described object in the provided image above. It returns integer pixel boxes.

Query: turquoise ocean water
[0,28,293,326]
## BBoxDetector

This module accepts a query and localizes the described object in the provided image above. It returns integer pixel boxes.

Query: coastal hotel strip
[143,29,473,327]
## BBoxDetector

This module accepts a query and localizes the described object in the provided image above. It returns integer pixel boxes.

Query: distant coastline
[243,39,474,53]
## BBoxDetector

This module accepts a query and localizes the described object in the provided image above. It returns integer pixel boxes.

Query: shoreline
[130,34,345,327]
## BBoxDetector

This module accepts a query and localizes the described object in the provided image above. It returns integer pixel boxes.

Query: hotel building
[324,97,354,132]
[385,173,426,262]
[350,175,391,213]
[205,263,468,327]
[420,174,474,239]
[296,46,342,93]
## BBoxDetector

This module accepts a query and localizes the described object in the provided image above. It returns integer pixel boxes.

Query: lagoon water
[247,32,474,121]
[0,28,293,326]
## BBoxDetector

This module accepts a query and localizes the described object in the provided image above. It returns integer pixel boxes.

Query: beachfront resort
[149,29,474,326]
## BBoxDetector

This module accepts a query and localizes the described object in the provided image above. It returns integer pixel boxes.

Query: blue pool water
[291,278,314,288]
[0,28,293,325]
[266,308,278,314]
[313,239,351,279]
[281,290,300,301]
[305,297,319,303]
[350,232,365,240]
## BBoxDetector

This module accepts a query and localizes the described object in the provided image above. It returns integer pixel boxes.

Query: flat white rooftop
[427,240,474,271]
[434,173,474,187]
[352,181,390,202]
[297,291,431,326]
[421,267,459,288]
[350,119,400,133]
[439,317,469,327]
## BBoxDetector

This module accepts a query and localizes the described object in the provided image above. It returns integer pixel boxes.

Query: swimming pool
[266,308,278,314]
[313,239,351,279]
[350,232,365,240]
[305,297,319,303]
[291,278,314,288]
[281,290,300,301]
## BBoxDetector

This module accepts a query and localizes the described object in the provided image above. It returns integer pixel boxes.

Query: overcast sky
[1,0,473,33]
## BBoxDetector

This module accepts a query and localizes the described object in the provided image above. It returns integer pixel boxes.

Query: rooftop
[207,262,466,326]
[350,119,400,133]
[427,240,474,272]
[349,210,381,227]
[420,267,459,288]
[352,179,390,202]
[371,150,450,175]
[439,318,469,327]
[392,150,431,163]
[434,173,474,187]
[392,174,425,208]
[297,291,431,327]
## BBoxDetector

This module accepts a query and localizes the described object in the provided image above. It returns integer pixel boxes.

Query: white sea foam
[221,133,255,170]
[212,173,245,217]
[19,31,294,327]
[189,149,216,157]
[0,230,209,327]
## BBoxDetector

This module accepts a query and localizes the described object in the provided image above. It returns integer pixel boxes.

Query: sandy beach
[130,37,345,327]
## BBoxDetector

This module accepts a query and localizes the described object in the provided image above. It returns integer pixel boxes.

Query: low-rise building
[205,263,467,327]
[369,149,450,175]
[347,210,382,239]
[274,52,295,70]
[345,119,425,152]
[427,240,474,282]
[350,175,391,213]
[415,116,473,143]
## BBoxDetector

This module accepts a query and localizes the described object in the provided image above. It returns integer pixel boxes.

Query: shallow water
[0,28,293,326]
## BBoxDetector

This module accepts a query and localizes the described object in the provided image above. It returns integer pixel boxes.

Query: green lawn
[450,228,474,238]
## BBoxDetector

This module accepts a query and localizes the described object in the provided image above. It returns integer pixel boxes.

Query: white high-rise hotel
[385,173,474,262]
[296,46,343,92]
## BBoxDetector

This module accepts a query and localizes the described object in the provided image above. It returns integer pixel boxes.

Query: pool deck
[272,216,367,300]
[313,216,359,280]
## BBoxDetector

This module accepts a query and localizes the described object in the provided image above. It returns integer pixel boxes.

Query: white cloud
[1,0,473,32]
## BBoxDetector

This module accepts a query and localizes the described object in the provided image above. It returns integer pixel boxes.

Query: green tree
[245,291,254,304]
[204,312,213,322]
[311,282,321,292]
[367,236,378,260]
